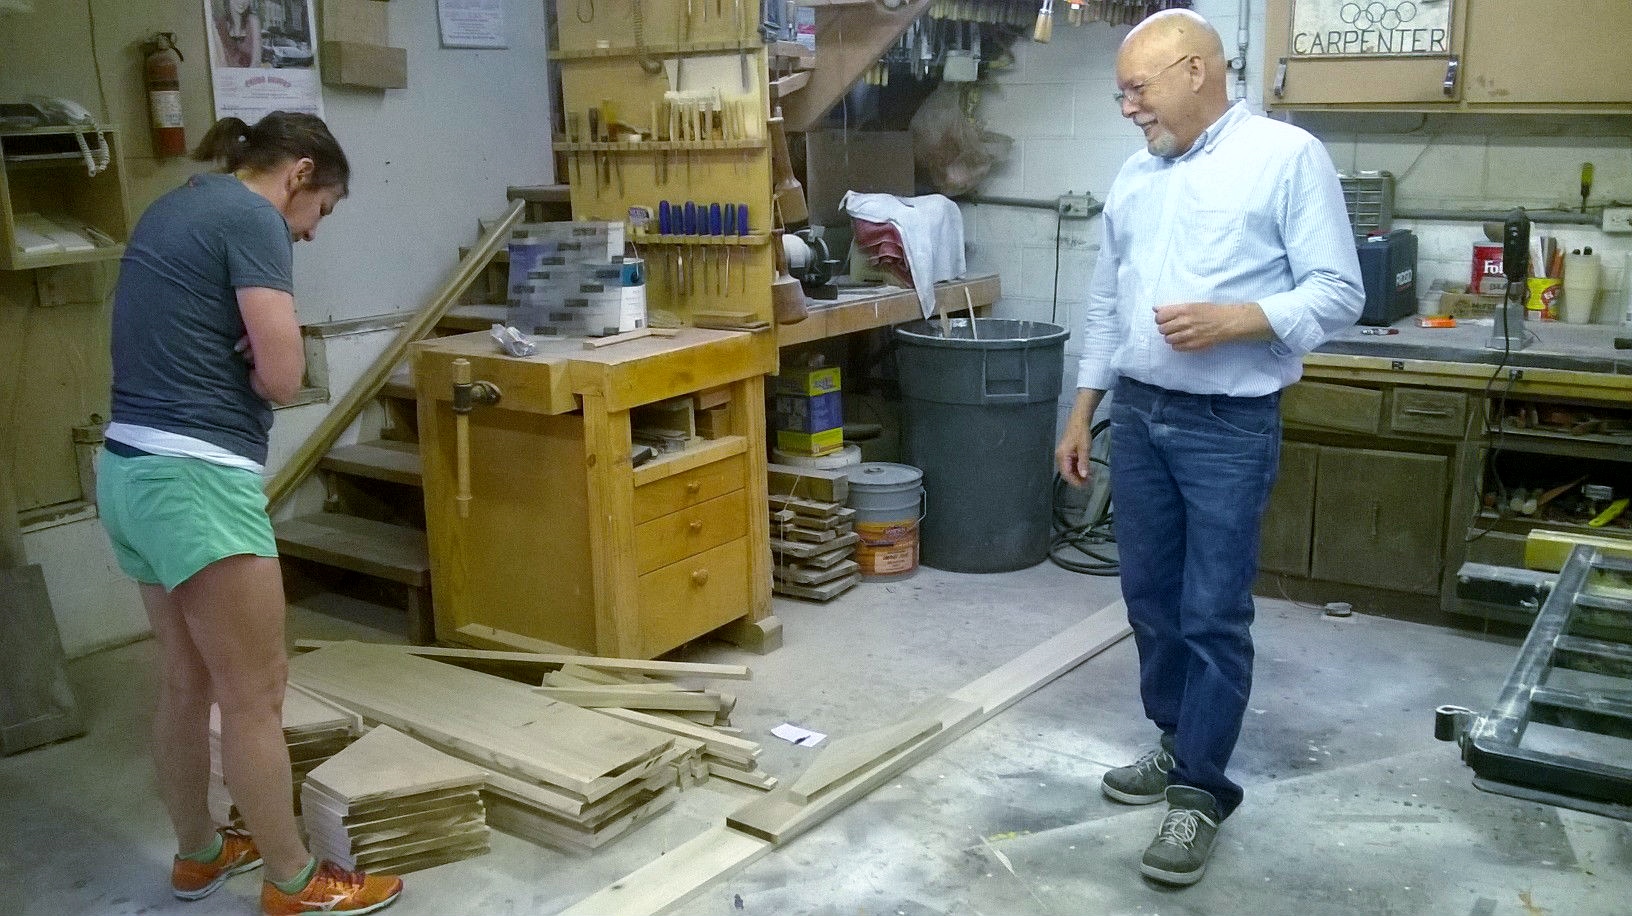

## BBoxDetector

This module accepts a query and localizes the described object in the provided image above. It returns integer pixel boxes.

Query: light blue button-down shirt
[1075,102,1364,398]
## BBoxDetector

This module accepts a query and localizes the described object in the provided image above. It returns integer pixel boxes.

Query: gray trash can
[894,318,1069,573]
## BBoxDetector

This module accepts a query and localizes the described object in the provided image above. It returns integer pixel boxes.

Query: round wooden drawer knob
[686,481,702,495]
[691,569,710,587]
[689,520,704,533]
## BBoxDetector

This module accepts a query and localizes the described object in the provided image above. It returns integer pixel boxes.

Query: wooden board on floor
[304,725,488,807]
[770,532,858,559]
[786,715,943,803]
[535,686,723,712]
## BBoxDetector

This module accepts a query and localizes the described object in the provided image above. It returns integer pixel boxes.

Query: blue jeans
[1108,377,1281,819]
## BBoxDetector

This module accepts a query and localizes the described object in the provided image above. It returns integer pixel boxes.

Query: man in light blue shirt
[1054,9,1363,886]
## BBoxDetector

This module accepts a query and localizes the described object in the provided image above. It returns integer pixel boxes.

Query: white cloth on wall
[840,191,967,318]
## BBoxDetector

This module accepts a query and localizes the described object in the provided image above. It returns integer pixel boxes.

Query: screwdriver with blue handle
[709,203,723,295]
[683,201,699,297]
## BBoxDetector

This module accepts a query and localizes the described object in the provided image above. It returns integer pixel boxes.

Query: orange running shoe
[172,826,263,900]
[261,860,403,915]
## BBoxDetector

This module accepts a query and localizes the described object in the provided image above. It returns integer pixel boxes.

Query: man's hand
[1154,302,1274,351]
[1055,388,1103,487]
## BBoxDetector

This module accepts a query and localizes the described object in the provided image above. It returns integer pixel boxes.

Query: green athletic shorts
[97,449,278,590]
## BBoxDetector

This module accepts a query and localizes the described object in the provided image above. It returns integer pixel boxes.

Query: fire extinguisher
[143,32,186,157]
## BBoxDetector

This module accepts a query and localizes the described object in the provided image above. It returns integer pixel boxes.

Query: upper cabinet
[1264,0,1632,113]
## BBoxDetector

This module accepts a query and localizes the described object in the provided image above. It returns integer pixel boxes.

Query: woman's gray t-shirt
[111,173,293,464]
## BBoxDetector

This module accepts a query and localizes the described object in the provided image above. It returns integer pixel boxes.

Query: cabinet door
[1311,447,1448,594]
[1263,0,1467,106]
[1260,440,1319,576]
[1463,0,1632,105]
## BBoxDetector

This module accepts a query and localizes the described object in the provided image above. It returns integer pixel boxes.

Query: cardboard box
[775,427,844,456]
[321,0,387,45]
[321,41,406,89]
[773,392,842,433]
[775,366,841,396]
[1440,291,1501,319]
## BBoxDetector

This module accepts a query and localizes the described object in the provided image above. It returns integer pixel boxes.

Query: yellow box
[775,427,844,456]
[775,366,841,396]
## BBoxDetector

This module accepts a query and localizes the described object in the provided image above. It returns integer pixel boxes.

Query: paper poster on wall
[439,0,508,49]
[205,0,324,123]
[1289,0,1453,58]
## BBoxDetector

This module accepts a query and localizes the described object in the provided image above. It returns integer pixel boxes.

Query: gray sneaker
[1101,734,1175,804]
[1140,785,1221,885]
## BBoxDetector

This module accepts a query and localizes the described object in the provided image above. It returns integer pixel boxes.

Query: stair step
[275,514,429,587]
[320,439,422,487]
[381,366,416,402]
[440,303,507,334]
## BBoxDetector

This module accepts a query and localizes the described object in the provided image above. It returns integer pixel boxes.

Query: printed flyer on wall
[205,0,324,123]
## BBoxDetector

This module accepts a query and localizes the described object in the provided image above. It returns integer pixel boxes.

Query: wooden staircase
[274,189,569,644]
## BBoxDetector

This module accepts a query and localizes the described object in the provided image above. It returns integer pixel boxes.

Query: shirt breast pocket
[1176,208,1244,276]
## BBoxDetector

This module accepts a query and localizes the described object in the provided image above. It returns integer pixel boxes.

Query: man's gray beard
[1148,129,1181,159]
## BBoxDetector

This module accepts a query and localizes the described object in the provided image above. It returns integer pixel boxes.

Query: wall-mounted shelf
[632,232,770,246]
[1,126,130,271]
[554,139,767,152]
[551,39,761,60]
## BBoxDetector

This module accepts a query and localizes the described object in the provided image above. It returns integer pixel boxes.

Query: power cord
[1049,419,1117,575]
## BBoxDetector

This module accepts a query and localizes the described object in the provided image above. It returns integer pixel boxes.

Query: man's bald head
[1114,10,1231,158]
[1123,9,1226,71]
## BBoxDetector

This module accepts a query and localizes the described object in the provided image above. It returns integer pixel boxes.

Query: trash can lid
[849,462,923,488]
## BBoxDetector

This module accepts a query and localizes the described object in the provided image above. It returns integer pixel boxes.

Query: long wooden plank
[293,638,751,680]
[787,715,943,803]
[559,825,772,914]
[265,198,525,511]
[595,707,761,764]
[564,599,1132,914]
[536,686,722,712]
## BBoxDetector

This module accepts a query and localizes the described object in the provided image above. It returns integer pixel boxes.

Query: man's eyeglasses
[1113,55,1195,105]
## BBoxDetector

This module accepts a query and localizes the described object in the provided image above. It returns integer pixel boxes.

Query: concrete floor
[4,562,1630,916]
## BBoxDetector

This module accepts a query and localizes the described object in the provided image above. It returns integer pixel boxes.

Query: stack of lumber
[209,683,360,822]
[767,464,859,601]
[538,663,777,792]
[288,641,697,854]
[302,725,489,873]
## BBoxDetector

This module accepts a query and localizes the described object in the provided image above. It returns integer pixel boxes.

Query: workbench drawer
[1388,388,1468,438]
[634,488,749,574]
[637,536,750,657]
[633,454,746,524]
[1282,381,1382,434]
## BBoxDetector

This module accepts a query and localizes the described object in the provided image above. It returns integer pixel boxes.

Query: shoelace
[1132,748,1174,778]
[305,861,366,897]
[1155,808,1200,847]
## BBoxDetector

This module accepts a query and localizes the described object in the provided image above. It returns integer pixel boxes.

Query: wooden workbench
[1263,319,1632,623]
[411,327,781,659]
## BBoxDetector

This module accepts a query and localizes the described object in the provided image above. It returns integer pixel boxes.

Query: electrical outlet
[1057,193,1096,219]
[1602,207,1632,234]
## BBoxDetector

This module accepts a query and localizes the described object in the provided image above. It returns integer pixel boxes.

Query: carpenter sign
[1290,0,1453,57]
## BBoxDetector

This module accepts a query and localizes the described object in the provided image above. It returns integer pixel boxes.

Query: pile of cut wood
[767,464,859,601]
[287,641,773,853]
[303,725,490,873]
